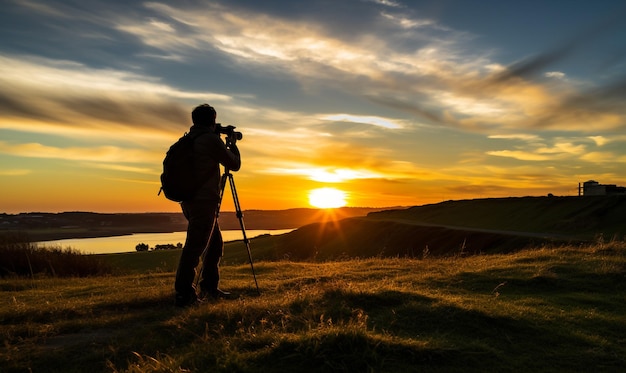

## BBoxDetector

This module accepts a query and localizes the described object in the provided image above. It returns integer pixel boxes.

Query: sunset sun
[308,188,347,209]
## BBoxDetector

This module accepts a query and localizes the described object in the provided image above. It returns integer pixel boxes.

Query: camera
[215,123,243,141]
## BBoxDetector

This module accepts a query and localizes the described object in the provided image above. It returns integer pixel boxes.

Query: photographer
[174,104,241,307]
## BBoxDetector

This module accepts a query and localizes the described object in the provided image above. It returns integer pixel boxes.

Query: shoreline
[35,229,295,255]
[8,228,181,243]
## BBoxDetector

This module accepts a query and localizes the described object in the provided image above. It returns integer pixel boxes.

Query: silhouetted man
[175,104,241,307]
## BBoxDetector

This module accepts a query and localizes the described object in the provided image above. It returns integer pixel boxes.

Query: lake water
[39,229,294,255]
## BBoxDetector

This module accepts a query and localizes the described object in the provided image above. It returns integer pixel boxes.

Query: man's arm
[223,139,241,171]
[212,134,241,171]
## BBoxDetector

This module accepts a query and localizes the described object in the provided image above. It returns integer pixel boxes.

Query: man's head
[192,104,217,127]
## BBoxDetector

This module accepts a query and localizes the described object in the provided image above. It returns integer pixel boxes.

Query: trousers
[174,199,224,297]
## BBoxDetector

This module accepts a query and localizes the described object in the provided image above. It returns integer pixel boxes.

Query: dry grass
[0,232,112,278]
[1,241,625,372]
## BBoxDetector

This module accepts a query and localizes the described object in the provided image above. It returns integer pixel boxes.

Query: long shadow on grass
[256,284,625,372]
[3,292,185,373]
[438,264,625,310]
[420,266,626,370]
[248,288,549,372]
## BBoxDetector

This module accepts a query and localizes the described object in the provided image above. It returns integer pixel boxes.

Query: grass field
[2,240,625,372]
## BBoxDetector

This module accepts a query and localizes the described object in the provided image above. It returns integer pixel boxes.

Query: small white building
[580,180,626,196]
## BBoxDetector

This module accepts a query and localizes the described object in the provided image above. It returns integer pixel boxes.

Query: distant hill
[246,196,626,261]
[367,195,626,239]
[218,207,399,230]
[5,196,624,258]
[0,207,394,241]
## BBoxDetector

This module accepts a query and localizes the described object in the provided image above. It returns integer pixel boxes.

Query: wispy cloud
[486,150,553,162]
[320,114,404,129]
[84,163,157,174]
[0,140,159,164]
[263,165,384,182]
[368,0,402,8]
[586,134,626,146]
[6,1,625,140]
[106,2,626,134]
[380,12,434,29]
[488,134,540,141]
[486,134,593,162]
[0,54,229,138]
[588,136,609,146]
[580,151,626,163]
[0,169,31,176]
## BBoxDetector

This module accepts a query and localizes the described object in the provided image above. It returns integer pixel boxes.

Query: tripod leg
[227,173,261,295]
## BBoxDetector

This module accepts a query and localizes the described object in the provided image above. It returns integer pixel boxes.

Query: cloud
[486,137,589,161]
[588,136,609,146]
[320,114,404,129]
[259,156,441,184]
[263,166,384,182]
[0,54,231,138]
[486,150,552,161]
[85,163,157,174]
[486,130,626,166]
[545,71,566,79]
[0,140,159,164]
[14,0,71,18]
[9,1,626,139]
[580,151,626,163]
[488,134,540,141]
[491,5,626,83]
[368,0,402,8]
[0,169,31,176]
[113,4,503,118]
[489,133,626,151]
[381,12,434,29]
[586,134,626,146]
[8,0,626,138]
[536,142,586,155]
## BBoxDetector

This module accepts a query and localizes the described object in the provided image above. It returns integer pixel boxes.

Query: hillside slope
[247,196,625,261]
[367,195,626,239]
[250,218,552,261]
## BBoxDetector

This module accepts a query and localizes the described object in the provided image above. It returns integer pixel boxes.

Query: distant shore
[1,207,394,242]
[27,228,178,242]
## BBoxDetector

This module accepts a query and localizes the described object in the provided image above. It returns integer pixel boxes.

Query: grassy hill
[92,196,626,266]
[2,196,626,372]
[2,242,624,372]
[367,195,626,240]
[218,195,626,262]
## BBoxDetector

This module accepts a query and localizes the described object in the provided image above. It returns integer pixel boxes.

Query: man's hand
[226,134,237,147]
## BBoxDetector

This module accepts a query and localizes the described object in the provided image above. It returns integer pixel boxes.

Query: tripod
[199,168,260,295]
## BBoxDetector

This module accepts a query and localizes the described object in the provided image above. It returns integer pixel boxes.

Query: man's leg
[199,222,224,296]
[174,200,217,306]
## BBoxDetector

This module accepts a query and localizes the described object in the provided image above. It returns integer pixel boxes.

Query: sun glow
[308,187,347,209]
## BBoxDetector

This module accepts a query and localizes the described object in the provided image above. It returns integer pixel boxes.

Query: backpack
[158,132,204,202]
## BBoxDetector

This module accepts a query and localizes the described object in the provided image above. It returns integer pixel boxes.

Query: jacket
[188,124,241,201]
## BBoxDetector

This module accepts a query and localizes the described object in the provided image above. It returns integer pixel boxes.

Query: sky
[1,0,626,213]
